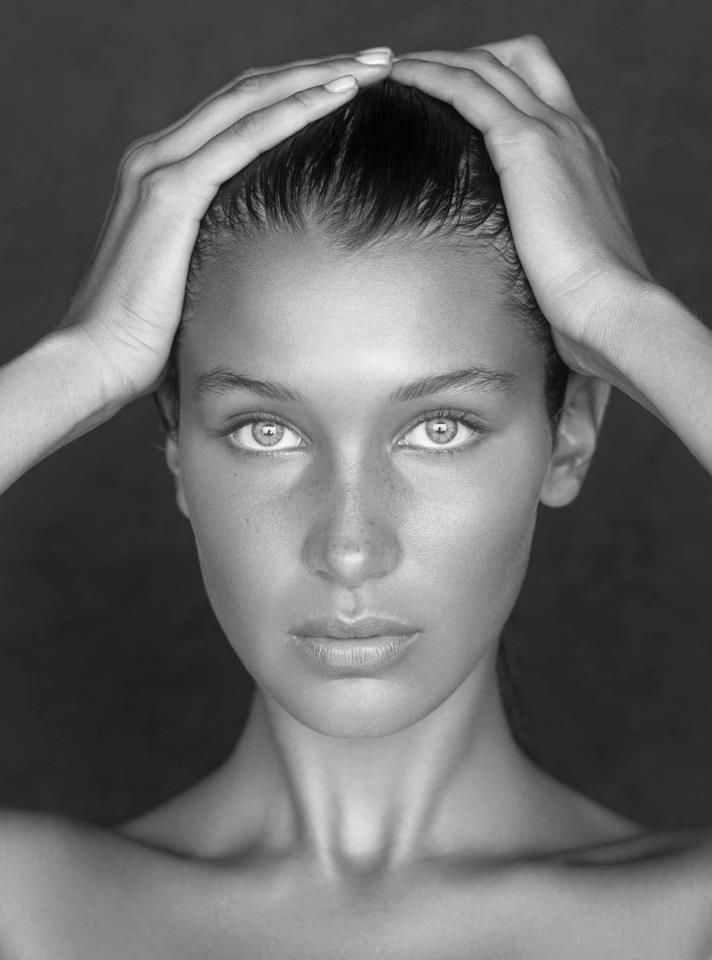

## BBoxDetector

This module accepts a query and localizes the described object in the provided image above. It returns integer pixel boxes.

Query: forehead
[180,227,542,384]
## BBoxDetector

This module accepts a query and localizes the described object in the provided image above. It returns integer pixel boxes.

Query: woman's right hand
[58,49,393,407]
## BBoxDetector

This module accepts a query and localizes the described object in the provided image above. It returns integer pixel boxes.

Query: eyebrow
[192,365,519,405]
[193,369,305,404]
[390,366,519,402]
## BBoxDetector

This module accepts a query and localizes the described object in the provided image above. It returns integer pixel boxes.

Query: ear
[539,373,611,508]
[154,379,190,519]
[163,428,190,519]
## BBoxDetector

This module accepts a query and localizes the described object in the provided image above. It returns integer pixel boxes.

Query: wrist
[0,328,135,494]
[34,327,132,433]
[592,278,711,432]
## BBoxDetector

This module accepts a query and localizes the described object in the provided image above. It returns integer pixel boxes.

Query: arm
[581,278,712,475]
[0,330,120,495]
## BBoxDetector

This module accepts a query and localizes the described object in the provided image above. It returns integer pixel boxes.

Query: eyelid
[213,408,487,455]
[395,408,488,452]
[218,411,309,453]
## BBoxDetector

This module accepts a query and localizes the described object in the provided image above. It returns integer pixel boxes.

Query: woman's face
[171,227,557,738]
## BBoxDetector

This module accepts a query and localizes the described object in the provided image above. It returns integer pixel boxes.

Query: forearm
[595,281,712,475]
[0,329,124,495]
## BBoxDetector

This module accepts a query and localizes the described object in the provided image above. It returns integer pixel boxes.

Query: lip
[290,633,420,672]
[289,616,421,673]
[290,615,419,640]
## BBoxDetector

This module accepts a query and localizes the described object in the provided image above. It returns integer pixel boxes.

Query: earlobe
[164,431,190,519]
[539,374,611,509]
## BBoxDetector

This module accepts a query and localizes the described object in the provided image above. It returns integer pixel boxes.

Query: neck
[221,648,569,878]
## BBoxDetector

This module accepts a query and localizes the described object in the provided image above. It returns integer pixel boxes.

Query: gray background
[1,0,710,828]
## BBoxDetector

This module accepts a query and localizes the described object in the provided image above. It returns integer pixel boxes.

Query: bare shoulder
[0,811,87,949]
[0,805,147,871]
[568,822,712,875]
[0,808,101,887]
[0,808,174,957]
[653,825,712,885]
[0,808,130,903]
[557,826,712,957]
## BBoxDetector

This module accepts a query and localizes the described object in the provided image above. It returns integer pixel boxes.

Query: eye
[397,411,483,452]
[227,417,306,453]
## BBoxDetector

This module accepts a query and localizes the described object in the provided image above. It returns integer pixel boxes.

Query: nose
[301,463,402,588]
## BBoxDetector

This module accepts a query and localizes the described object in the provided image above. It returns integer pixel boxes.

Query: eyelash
[399,408,487,457]
[218,412,305,459]
[218,408,487,458]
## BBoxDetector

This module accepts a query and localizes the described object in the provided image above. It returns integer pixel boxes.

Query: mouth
[290,615,419,641]
[288,616,421,672]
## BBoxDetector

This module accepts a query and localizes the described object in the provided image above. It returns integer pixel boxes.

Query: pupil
[251,420,284,447]
[425,418,457,444]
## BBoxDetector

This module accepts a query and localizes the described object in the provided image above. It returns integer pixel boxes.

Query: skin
[2,36,712,960]
[161,224,613,861]
[5,228,712,960]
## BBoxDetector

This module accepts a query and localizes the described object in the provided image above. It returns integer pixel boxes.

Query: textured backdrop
[1,0,711,827]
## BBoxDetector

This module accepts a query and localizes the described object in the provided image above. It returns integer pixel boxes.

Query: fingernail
[355,47,393,65]
[324,75,358,93]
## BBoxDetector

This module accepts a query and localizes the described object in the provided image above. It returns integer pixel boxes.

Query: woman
[2,36,712,958]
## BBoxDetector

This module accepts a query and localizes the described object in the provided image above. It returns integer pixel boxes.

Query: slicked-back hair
[157,77,569,436]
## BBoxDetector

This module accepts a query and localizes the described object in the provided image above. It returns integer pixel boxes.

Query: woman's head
[157,78,609,738]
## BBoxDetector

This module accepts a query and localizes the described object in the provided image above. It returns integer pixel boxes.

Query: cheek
[404,433,548,626]
[180,451,306,637]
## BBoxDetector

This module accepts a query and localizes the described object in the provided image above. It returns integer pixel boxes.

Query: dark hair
[157,77,569,435]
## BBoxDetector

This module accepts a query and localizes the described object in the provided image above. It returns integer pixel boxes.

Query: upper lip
[290,616,419,640]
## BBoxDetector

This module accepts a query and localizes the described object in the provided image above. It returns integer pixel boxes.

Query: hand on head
[58,47,393,406]
[390,36,652,382]
[63,35,649,415]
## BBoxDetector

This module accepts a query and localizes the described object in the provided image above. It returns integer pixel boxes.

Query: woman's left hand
[390,36,656,383]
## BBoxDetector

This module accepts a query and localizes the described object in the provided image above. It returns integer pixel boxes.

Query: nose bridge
[301,453,402,587]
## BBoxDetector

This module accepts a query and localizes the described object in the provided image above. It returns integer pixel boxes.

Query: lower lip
[291,633,420,672]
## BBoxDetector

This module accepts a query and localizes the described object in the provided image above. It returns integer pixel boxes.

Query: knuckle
[560,115,594,152]
[552,112,581,137]
[231,109,264,139]
[291,88,316,109]
[469,47,500,65]
[119,140,155,179]
[520,33,548,52]
[518,117,551,147]
[233,70,265,95]
[578,115,604,147]
[138,165,182,206]
[454,65,483,88]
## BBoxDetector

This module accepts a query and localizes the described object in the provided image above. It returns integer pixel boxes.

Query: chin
[264,676,449,740]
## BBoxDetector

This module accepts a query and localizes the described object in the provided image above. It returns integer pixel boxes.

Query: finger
[473,35,582,117]
[155,77,361,208]
[232,46,394,77]
[389,58,531,143]
[393,49,555,120]
[100,74,361,260]
[128,52,392,167]
[477,37,616,167]
[134,51,357,141]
